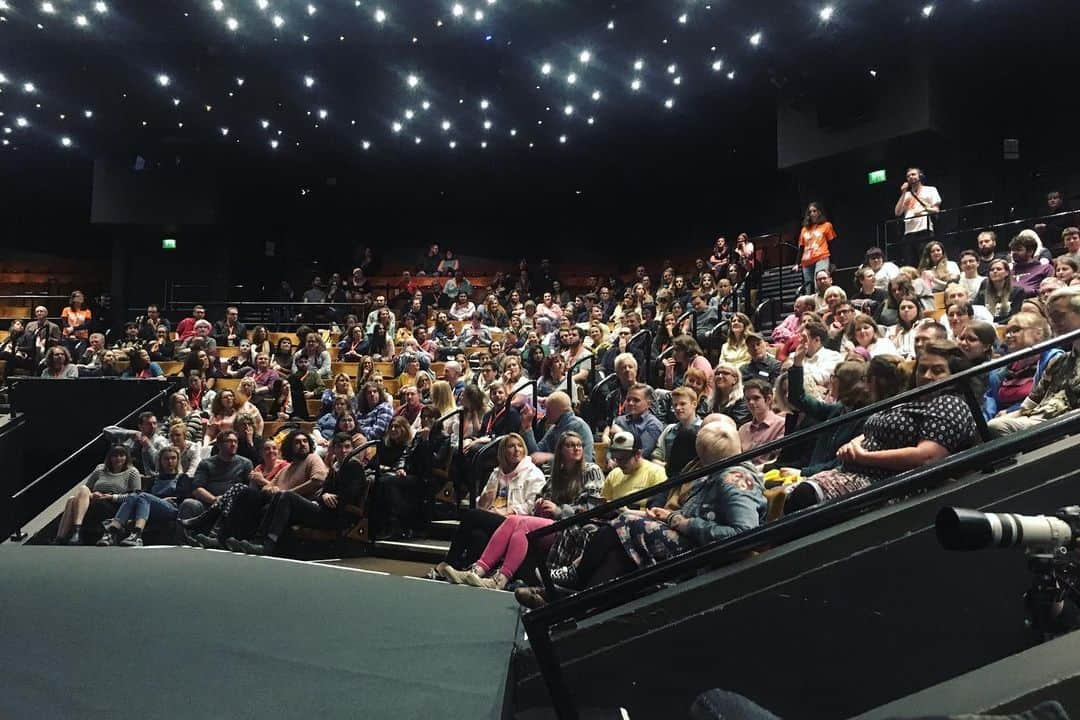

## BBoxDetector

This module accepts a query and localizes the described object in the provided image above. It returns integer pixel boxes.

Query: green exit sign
[162,238,177,250]
[868,169,887,185]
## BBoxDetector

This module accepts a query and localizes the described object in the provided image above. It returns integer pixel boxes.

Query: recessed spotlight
[869,69,877,77]
[40,1,55,13]
[0,73,6,84]
[664,97,674,108]
[483,120,492,130]
[510,128,517,136]
[749,32,762,45]
[205,104,212,112]
[711,59,724,71]
[361,140,371,150]
[673,76,682,85]
[563,104,574,116]
[441,119,451,131]
[559,135,567,144]
[22,82,35,93]
[373,7,386,22]
[404,109,414,119]
[677,12,687,23]
[421,100,431,110]
[270,139,279,149]
[307,3,316,15]
[407,74,419,88]
[540,62,552,76]
[587,117,594,125]
[157,74,171,87]
[630,78,642,91]
[579,49,591,64]
[667,63,677,74]
[392,121,403,133]
[727,70,736,79]
[480,99,489,110]
[607,20,614,30]
[15,116,28,127]
[414,136,421,144]
[921,4,934,17]
[566,72,577,85]
[318,108,328,119]
[172,98,181,106]
[75,14,88,27]
[60,136,72,147]
[272,14,284,27]
[84,109,93,118]
[591,90,601,101]
[633,58,644,71]
[448,140,457,149]
[819,5,834,21]
[256,0,269,10]
[220,127,229,136]
[211,0,223,11]
[304,75,315,88]
[451,3,464,17]
[93,1,107,13]
[260,119,270,128]
[226,17,239,31]
[480,140,487,148]
[473,9,483,21]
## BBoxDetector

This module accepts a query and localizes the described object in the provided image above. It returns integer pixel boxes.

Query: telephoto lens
[936,507,1076,551]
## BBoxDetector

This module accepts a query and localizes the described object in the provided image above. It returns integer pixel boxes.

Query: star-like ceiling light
[820,5,835,22]
[157,73,171,87]
[406,74,420,88]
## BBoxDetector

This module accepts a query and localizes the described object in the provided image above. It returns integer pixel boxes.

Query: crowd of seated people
[22,215,1080,610]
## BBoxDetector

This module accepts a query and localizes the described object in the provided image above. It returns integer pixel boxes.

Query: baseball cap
[608,430,640,455]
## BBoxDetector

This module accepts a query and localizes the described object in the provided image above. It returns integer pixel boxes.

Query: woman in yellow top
[719,313,754,366]
[795,202,836,294]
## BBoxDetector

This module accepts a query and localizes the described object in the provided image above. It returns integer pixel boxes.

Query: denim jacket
[678,462,767,546]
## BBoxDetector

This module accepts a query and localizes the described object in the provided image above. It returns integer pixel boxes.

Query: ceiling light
[441,119,451,131]
[15,116,28,127]
[591,90,601,101]
[236,77,244,86]
[157,74,171,87]
[630,78,642,91]
[480,141,487,148]
[373,7,386,22]
[414,136,421,144]
[361,140,371,150]
[421,100,431,110]
[540,62,552,76]
[483,119,492,129]
[211,0,224,11]
[404,109,414,119]
[677,12,687,23]
[566,72,577,85]
[307,3,316,15]
[75,14,88,27]
[318,108,328,119]
[633,58,644,71]
[225,17,239,31]
[256,0,268,9]
[711,59,724,71]
[667,63,677,74]
[407,74,419,88]
[304,75,315,88]
[451,3,464,17]
[727,70,736,79]
[579,50,591,64]
[392,121,403,133]
[664,98,674,108]
[260,119,270,128]
[0,73,6,84]
[93,1,108,13]
[22,82,35,93]
[272,14,284,27]
[869,69,878,77]
[473,9,483,21]
[448,140,457,148]
[40,1,55,13]
[921,4,934,17]
[563,104,574,116]
[559,135,566,144]
[60,136,72,147]
[84,109,93,118]
[749,32,762,46]
[510,128,517,136]
[480,99,489,110]
[220,127,229,136]
[586,117,594,125]
[270,139,279,149]
[205,104,212,112]
[172,97,181,106]
[607,20,614,30]
[819,5,834,21]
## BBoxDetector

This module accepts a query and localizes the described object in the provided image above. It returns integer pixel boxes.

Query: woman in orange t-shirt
[61,290,92,342]
[795,202,837,294]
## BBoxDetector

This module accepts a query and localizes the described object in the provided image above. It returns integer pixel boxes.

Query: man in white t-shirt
[893,167,942,266]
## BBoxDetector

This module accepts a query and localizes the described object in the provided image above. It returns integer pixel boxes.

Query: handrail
[937,208,1080,243]
[876,199,995,227]
[526,325,1080,545]
[436,407,466,455]
[467,433,509,509]
[565,351,597,407]
[341,437,383,466]
[522,408,1080,719]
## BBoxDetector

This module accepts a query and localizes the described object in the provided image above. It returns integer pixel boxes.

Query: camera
[935,506,1080,552]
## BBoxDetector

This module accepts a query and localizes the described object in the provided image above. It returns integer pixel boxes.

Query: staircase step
[372,537,450,562]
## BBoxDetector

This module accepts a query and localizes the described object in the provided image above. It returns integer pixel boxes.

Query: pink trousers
[475,514,556,579]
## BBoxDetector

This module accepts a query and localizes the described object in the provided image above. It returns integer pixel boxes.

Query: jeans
[801,258,830,296]
[116,493,179,524]
[445,509,506,569]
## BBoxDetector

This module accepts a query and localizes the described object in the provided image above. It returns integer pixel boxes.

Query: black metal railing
[6,386,172,542]
[877,199,996,260]
[521,325,1080,718]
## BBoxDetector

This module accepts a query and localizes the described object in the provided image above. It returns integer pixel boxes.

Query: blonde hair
[430,380,456,417]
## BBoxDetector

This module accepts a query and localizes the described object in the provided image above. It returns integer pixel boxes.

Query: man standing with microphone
[893,166,942,266]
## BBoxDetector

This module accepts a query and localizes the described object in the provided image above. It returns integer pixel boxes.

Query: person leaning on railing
[541,418,765,594]
[783,340,978,515]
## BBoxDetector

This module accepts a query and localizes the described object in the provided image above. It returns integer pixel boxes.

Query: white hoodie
[480,455,546,516]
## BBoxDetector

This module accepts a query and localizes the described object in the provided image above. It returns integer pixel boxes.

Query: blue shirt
[523,410,595,462]
[614,411,664,459]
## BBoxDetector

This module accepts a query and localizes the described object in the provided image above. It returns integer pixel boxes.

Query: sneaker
[224,537,245,553]
[548,565,580,591]
[96,531,115,547]
[239,540,268,555]
[423,568,447,582]
[514,586,548,609]
[438,563,473,585]
[783,481,824,515]
[119,532,143,547]
[464,571,498,589]
[193,533,223,550]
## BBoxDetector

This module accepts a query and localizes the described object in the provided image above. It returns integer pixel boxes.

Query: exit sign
[162,238,177,249]
[868,169,887,185]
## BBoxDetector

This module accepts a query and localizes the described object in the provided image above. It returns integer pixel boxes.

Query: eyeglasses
[715,370,738,378]
[563,442,584,449]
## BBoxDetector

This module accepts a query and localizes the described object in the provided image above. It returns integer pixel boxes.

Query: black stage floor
[0,546,522,719]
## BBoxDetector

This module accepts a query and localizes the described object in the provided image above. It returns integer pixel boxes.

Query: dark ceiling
[2,0,1064,186]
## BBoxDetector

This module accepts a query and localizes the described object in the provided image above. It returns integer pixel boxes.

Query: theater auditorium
[4,1,1080,718]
